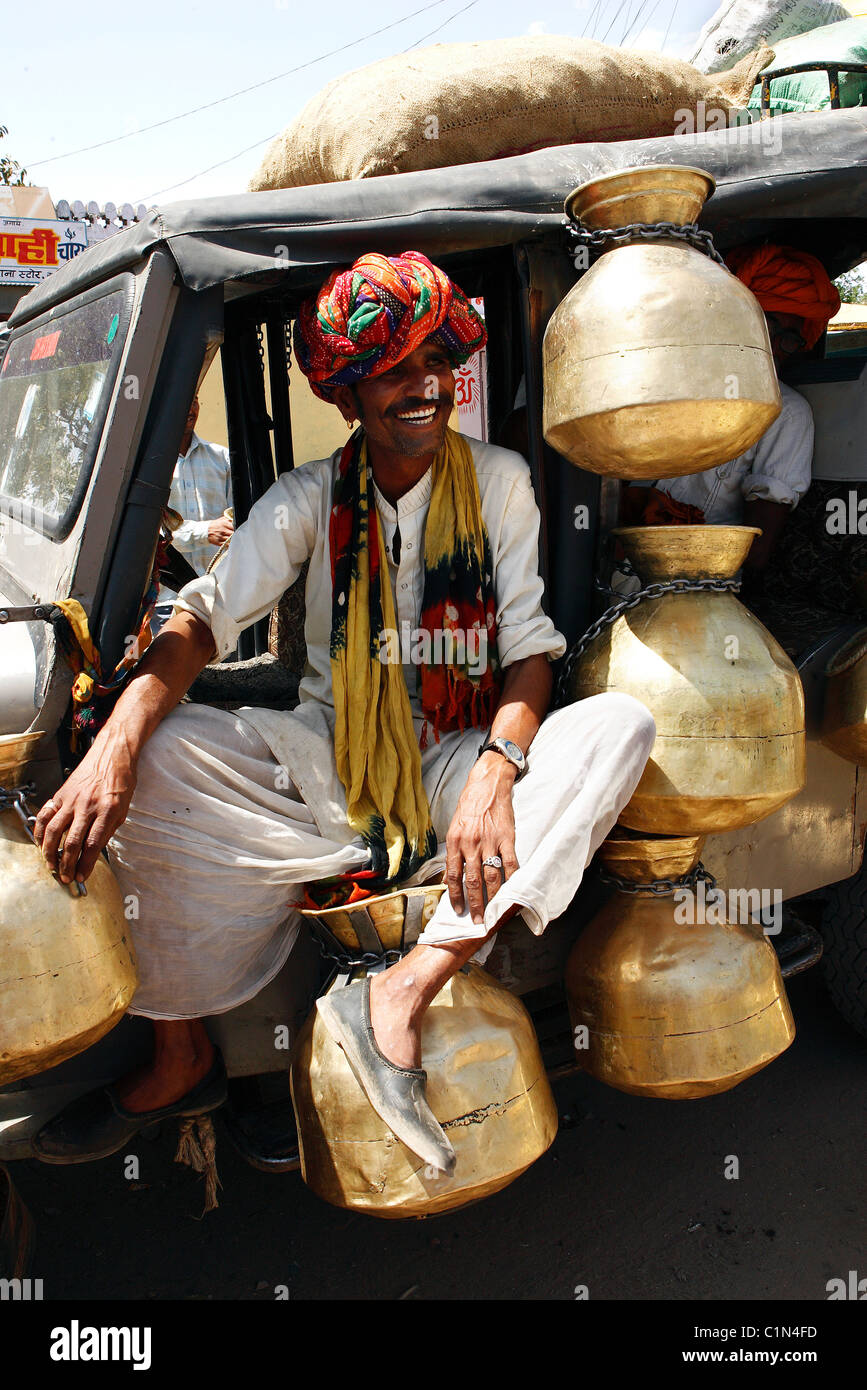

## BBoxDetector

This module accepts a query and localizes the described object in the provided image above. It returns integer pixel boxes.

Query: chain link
[314,939,405,972]
[555,575,740,707]
[565,219,727,268]
[599,861,717,896]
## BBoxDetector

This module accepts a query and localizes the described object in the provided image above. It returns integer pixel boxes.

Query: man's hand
[34,610,217,884]
[207,516,234,546]
[34,729,138,884]
[445,755,519,925]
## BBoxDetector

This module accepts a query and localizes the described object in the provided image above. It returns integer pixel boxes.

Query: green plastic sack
[748,16,867,113]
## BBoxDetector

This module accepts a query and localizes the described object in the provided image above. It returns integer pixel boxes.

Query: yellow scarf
[329,428,499,883]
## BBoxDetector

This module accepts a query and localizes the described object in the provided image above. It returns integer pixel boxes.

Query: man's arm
[446,652,552,924]
[34,611,216,885]
[172,516,233,550]
[742,498,789,574]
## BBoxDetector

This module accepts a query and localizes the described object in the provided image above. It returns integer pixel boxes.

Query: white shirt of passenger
[653,383,814,523]
[168,432,233,577]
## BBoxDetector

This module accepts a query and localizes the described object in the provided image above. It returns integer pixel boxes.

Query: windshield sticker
[107,313,119,345]
[30,331,61,362]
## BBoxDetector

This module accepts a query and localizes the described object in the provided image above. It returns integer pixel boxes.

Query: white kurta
[173,437,568,847]
[107,436,656,1018]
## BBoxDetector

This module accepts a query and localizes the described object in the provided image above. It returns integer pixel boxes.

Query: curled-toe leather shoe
[316,977,456,1175]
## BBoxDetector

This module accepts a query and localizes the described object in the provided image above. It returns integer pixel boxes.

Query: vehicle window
[0,284,131,538]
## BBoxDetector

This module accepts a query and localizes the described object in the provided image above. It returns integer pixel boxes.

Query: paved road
[10,968,865,1302]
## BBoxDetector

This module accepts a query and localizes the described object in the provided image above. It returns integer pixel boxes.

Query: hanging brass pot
[291,956,558,1218]
[542,164,782,478]
[0,733,138,1086]
[565,833,795,1099]
[571,525,805,834]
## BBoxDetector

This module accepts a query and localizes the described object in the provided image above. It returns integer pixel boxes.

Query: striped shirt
[168,433,233,577]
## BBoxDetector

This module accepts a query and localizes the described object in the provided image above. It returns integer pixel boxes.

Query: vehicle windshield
[0,284,130,538]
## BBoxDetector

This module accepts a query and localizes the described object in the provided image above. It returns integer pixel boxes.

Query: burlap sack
[249,35,774,191]
[691,0,848,73]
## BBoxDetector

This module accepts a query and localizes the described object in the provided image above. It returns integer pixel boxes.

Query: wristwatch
[477,737,527,780]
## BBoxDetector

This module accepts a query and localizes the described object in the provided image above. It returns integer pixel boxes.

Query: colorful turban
[726,243,841,349]
[294,250,487,401]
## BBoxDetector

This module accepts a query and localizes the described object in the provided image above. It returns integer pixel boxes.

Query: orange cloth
[726,243,841,349]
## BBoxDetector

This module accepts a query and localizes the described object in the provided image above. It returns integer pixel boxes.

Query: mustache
[389,395,451,416]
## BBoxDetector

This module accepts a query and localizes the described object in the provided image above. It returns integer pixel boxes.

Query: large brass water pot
[571,525,805,834]
[291,962,558,1218]
[565,834,795,1098]
[542,165,781,478]
[0,733,138,1086]
[821,629,867,763]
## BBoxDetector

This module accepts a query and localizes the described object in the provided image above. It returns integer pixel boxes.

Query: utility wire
[622,0,663,46]
[661,0,681,53]
[404,0,480,51]
[599,0,635,46]
[136,0,481,204]
[585,0,606,39]
[25,0,456,170]
[618,0,637,45]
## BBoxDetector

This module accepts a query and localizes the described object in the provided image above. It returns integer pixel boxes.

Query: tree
[0,125,27,186]
[835,269,867,306]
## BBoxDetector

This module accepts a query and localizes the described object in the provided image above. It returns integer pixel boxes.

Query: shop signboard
[0,217,88,287]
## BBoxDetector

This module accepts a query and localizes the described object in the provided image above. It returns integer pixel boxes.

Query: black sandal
[31,1048,227,1165]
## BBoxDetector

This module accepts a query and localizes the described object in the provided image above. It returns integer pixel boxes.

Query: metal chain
[555,575,740,707]
[565,219,728,268]
[314,939,405,972]
[599,861,717,897]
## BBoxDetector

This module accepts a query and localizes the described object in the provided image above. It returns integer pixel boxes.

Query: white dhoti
[107,692,655,1019]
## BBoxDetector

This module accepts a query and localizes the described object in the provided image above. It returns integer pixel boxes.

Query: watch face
[499,739,525,765]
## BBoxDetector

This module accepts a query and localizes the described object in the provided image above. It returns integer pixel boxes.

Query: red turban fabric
[294,250,487,401]
[726,243,841,349]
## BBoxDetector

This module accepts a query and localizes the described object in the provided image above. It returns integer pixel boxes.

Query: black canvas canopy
[10,108,867,327]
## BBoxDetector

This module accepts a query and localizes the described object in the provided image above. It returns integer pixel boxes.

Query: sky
[4,0,723,210]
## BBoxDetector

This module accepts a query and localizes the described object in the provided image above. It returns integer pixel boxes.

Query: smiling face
[333,339,456,461]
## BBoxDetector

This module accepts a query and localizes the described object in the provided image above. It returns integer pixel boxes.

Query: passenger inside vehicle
[620,242,842,596]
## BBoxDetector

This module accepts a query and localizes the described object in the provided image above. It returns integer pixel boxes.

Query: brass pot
[0,734,138,1086]
[298,883,448,955]
[291,963,558,1218]
[821,629,867,764]
[571,525,805,834]
[565,833,795,1098]
[542,164,781,478]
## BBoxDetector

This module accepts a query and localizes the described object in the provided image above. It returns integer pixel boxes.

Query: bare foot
[114,1024,215,1112]
[368,970,423,1070]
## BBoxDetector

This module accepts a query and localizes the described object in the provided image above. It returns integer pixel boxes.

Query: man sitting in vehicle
[621,244,841,580]
[32,251,655,1172]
